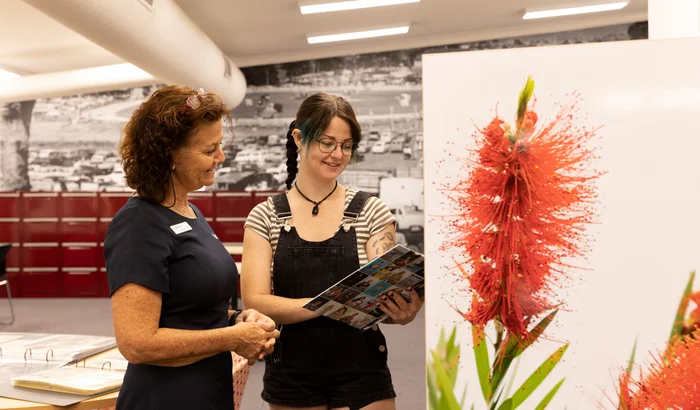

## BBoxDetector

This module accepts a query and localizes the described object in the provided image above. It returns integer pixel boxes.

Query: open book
[11,366,123,396]
[302,244,424,330]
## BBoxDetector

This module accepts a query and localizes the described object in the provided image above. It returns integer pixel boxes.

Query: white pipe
[0,64,156,103]
[21,0,246,108]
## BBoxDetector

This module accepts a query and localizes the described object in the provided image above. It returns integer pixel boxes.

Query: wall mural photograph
[0,22,646,255]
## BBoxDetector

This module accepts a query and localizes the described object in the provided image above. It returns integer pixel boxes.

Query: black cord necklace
[294,180,338,216]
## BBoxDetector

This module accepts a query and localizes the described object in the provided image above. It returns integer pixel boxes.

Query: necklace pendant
[312,204,319,216]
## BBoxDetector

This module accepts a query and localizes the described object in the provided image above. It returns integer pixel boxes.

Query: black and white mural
[0,22,648,251]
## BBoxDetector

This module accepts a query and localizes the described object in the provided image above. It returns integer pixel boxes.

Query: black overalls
[261,191,397,409]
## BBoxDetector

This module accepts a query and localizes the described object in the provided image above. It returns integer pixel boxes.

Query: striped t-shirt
[244,187,396,278]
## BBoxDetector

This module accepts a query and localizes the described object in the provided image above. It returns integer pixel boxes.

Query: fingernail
[382,296,387,300]
[407,287,413,291]
[376,303,381,307]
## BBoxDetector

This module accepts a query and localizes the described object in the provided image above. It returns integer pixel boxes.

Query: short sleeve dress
[104,196,238,410]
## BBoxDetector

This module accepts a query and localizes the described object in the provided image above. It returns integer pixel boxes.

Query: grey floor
[0,298,426,410]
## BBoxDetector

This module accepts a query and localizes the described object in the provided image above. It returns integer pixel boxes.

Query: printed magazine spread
[303,244,424,330]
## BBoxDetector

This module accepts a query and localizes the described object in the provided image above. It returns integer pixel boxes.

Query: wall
[0,22,648,254]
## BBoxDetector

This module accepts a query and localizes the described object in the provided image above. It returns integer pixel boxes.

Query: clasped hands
[234,309,280,365]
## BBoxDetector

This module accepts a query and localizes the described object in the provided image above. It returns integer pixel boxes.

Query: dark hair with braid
[284,92,362,190]
[284,120,299,190]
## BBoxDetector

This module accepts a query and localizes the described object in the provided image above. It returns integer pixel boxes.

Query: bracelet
[229,310,242,326]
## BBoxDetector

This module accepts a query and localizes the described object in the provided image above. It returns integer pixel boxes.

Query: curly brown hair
[119,85,234,203]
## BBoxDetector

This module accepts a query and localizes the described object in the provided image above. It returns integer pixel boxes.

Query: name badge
[170,222,192,234]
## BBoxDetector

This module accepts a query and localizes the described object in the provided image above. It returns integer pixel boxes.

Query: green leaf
[534,378,565,410]
[491,311,558,394]
[459,383,468,409]
[669,270,695,341]
[508,344,569,409]
[427,364,440,410]
[618,337,638,410]
[472,325,492,402]
[498,398,514,410]
[516,75,535,128]
[431,350,462,410]
[626,337,637,375]
[446,328,460,385]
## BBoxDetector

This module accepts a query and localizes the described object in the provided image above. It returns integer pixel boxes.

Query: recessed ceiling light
[307,25,410,44]
[0,68,21,81]
[300,0,420,15]
[523,1,629,20]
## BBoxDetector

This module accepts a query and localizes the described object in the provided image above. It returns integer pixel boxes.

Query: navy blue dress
[104,196,238,410]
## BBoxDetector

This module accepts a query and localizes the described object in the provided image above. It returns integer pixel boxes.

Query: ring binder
[24,348,32,361]
[102,361,111,370]
[45,348,53,362]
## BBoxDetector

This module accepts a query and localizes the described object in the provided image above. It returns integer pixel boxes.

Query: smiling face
[294,116,352,181]
[171,119,225,192]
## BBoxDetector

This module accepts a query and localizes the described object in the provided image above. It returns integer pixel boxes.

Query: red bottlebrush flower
[441,76,603,339]
[617,330,700,409]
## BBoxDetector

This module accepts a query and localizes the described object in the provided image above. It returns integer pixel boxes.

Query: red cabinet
[21,220,60,243]
[62,245,98,268]
[61,268,100,297]
[0,192,20,218]
[215,192,253,218]
[22,192,59,219]
[20,268,59,297]
[61,192,98,218]
[0,220,20,244]
[61,219,97,243]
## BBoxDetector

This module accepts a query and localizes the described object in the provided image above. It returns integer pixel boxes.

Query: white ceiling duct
[0,64,156,103]
[21,0,246,109]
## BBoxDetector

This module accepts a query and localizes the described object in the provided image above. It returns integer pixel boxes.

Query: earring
[172,164,176,171]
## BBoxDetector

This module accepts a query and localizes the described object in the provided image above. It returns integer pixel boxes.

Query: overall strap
[271,193,292,220]
[343,191,376,222]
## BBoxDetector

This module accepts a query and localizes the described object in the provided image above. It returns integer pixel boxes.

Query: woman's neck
[162,183,191,216]
[294,168,338,201]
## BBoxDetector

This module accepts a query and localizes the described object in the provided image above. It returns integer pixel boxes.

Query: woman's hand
[230,322,280,365]
[376,287,423,325]
[238,309,276,331]
[237,309,277,360]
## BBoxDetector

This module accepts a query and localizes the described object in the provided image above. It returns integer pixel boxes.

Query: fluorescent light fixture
[0,68,21,81]
[308,25,409,44]
[300,0,420,14]
[523,1,628,20]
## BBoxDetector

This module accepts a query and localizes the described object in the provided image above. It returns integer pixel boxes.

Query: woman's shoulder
[112,196,162,225]
[247,194,281,223]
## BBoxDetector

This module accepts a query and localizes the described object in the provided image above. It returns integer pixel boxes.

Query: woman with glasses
[104,85,280,410]
[242,92,423,410]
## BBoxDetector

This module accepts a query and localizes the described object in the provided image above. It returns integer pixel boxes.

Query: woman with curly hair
[104,85,279,410]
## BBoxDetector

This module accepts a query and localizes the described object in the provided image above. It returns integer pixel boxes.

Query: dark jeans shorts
[261,322,397,409]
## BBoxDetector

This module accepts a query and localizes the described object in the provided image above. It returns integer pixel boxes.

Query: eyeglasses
[179,88,208,114]
[316,137,354,156]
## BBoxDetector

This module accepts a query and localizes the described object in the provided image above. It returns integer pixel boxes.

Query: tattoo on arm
[374,232,396,255]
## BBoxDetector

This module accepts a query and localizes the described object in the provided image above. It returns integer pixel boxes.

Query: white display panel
[423,37,700,409]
